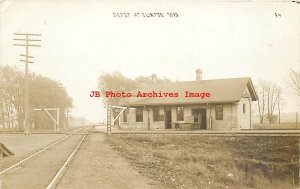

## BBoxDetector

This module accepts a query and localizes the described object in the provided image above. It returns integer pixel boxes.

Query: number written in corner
[275,13,281,18]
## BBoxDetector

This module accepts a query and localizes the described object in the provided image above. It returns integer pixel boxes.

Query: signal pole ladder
[107,104,112,135]
[106,104,127,135]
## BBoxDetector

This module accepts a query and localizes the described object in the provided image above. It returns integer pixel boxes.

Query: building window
[123,109,128,122]
[153,107,160,121]
[136,107,143,122]
[176,107,184,121]
[215,105,223,120]
[243,104,246,114]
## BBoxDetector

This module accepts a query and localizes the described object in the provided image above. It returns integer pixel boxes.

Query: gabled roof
[119,77,258,106]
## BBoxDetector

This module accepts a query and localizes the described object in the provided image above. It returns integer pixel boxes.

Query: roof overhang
[246,79,258,101]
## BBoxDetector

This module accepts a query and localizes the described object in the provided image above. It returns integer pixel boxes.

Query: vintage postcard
[0,0,299,188]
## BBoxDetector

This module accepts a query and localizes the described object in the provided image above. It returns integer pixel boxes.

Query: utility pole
[13,33,41,135]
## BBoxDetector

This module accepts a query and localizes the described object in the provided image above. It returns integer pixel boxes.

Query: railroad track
[0,126,87,135]
[0,126,94,189]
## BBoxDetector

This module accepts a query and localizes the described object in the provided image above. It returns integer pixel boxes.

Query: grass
[108,134,299,189]
[252,123,299,130]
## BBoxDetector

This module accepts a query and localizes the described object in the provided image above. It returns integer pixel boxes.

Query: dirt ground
[1,135,83,189]
[57,133,160,189]
[0,134,66,170]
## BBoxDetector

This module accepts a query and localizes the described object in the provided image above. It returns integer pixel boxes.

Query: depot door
[192,109,207,129]
[165,110,172,129]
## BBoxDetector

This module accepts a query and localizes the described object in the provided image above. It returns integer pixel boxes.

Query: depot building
[114,69,258,131]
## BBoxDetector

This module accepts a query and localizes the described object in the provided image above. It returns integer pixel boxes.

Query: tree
[265,82,280,124]
[289,69,300,98]
[98,72,171,107]
[0,69,7,128]
[98,71,138,107]
[256,81,267,124]
[0,65,73,130]
[0,66,24,130]
[28,73,72,129]
[256,80,281,124]
[135,74,171,87]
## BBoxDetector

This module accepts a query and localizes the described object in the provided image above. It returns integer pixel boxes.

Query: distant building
[116,69,258,130]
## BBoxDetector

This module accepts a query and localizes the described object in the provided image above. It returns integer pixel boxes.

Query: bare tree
[256,80,281,124]
[265,82,281,124]
[256,81,267,124]
[277,88,284,124]
[289,69,300,97]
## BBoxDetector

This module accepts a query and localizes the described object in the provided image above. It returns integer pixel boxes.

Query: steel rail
[46,127,94,189]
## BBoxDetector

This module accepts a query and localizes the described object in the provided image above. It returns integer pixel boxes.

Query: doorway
[192,109,207,129]
[165,109,172,129]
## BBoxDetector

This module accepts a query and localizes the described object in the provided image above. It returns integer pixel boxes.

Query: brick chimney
[196,69,202,82]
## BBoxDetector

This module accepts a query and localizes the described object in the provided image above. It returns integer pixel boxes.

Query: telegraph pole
[13,33,41,135]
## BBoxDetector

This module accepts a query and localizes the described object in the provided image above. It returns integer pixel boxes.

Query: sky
[0,0,299,122]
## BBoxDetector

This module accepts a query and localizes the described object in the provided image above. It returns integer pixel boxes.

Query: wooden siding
[118,102,249,131]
